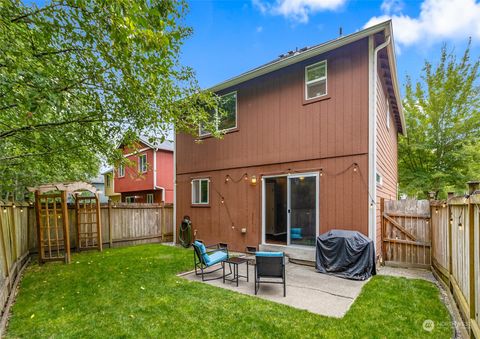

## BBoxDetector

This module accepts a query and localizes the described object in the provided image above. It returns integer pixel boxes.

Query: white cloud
[380,0,404,14]
[365,0,480,46]
[253,0,347,23]
[256,26,264,32]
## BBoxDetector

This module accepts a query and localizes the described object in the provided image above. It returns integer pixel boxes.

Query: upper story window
[126,196,135,203]
[192,178,209,205]
[146,193,154,203]
[105,174,111,188]
[305,60,327,100]
[199,92,237,136]
[118,165,125,178]
[139,154,147,173]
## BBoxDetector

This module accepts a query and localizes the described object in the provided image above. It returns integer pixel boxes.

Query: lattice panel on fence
[34,191,70,263]
[75,195,102,251]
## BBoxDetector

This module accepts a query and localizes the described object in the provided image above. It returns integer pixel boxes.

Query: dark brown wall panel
[176,156,369,252]
[176,38,369,175]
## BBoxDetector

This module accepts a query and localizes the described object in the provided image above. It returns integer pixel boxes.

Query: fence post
[447,191,454,292]
[467,181,478,337]
[161,204,166,242]
[380,198,385,264]
[108,200,113,248]
[0,205,10,280]
[9,205,17,262]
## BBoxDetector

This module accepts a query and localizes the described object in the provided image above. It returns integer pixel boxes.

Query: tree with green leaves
[0,0,219,199]
[399,41,480,199]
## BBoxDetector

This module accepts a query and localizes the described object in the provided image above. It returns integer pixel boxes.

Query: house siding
[375,71,399,253]
[114,142,174,204]
[176,39,372,252]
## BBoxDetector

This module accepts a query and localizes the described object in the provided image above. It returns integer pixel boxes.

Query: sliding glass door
[263,173,318,246]
[288,174,318,246]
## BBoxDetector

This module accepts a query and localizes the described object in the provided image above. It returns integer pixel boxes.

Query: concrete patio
[179,259,368,318]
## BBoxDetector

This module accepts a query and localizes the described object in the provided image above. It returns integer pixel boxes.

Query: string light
[435,207,438,213]
[20,208,23,213]
[243,173,248,181]
[221,197,225,204]
[225,176,230,183]
[458,222,463,231]
[442,203,446,208]
[353,163,358,172]
[370,201,375,208]
[319,168,323,177]
[2,207,6,213]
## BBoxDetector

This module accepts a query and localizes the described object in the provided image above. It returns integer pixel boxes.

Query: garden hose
[179,216,192,248]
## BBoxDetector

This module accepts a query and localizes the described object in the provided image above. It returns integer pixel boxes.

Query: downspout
[173,133,177,245]
[369,35,391,251]
[153,148,157,189]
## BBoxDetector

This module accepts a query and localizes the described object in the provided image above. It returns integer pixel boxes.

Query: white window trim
[305,60,328,100]
[126,196,135,203]
[146,193,154,204]
[199,91,238,137]
[118,165,125,178]
[138,153,147,173]
[191,178,210,205]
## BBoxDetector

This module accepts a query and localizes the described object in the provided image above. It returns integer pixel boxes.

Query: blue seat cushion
[291,228,302,235]
[255,251,284,257]
[205,251,228,266]
[194,241,210,263]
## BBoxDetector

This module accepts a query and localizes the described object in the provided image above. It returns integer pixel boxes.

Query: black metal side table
[223,257,249,286]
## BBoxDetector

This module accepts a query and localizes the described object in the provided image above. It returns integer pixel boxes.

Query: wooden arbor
[29,182,102,264]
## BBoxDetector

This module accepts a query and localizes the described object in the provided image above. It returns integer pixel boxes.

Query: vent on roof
[278,46,308,59]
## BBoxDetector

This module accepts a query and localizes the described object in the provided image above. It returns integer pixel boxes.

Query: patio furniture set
[192,240,286,297]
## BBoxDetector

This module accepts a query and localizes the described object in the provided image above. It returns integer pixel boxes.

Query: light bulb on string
[319,168,323,177]
[244,173,248,181]
[353,163,358,172]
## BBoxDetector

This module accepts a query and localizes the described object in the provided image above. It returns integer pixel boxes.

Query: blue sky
[181,0,480,93]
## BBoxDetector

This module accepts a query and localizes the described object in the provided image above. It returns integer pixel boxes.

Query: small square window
[199,92,237,136]
[146,193,154,204]
[192,179,209,205]
[376,173,383,186]
[139,154,147,173]
[126,196,135,203]
[305,61,327,100]
[118,165,125,178]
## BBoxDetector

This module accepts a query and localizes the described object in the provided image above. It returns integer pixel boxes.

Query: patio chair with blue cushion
[192,240,229,281]
[254,252,286,297]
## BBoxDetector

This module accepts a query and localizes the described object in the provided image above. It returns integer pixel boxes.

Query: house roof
[138,137,174,152]
[208,20,405,134]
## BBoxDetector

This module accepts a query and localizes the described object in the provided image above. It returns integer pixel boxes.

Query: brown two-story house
[175,20,405,261]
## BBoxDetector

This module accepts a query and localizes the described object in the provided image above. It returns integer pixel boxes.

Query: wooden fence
[430,190,480,338]
[0,201,174,334]
[381,199,431,268]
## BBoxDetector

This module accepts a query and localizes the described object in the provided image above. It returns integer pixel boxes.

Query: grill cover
[315,230,376,281]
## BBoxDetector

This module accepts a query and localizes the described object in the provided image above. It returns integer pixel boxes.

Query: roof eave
[208,20,392,93]
[384,22,406,135]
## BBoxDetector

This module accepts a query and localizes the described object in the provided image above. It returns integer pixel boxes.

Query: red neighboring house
[115,138,174,204]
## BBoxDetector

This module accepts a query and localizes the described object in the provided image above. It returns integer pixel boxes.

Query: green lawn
[6,244,452,338]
